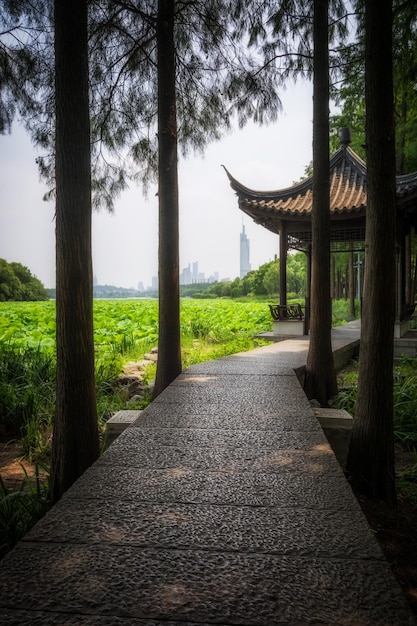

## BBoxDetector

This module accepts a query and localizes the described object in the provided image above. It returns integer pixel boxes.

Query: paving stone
[26,499,382,560]
[134,404,322,431]
[185,357,296,376]
[182,342,309,372]
[62,464,358,510]
[97,436,341,474]
[0,610,209,626]
[0,543,412,625]
[153,375,311,411]
[152,391,313,418]
[103,425,329,451]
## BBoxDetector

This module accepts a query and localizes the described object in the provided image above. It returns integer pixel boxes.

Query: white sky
[0,80,314,290]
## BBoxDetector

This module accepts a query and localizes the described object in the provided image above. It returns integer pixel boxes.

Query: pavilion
[224,128,417,338]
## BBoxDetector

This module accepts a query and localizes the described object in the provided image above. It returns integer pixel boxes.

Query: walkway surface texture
[0,321,415,625]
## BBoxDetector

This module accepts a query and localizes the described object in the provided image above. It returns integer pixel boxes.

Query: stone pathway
[0,322,415,625]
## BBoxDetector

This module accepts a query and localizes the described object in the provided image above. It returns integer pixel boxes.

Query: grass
[337,356,417,503]
[0,462,50,559]
[0,344,56,462]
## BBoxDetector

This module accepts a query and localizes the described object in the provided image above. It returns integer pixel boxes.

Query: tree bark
[304,0,337,405]
[346,0,397,503]
[153,0,182,398]
[52,0,99,501]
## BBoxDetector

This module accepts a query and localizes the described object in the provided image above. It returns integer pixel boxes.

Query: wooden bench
[269,303,304,321]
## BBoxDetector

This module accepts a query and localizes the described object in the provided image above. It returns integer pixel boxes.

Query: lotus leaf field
[0,299,273,366]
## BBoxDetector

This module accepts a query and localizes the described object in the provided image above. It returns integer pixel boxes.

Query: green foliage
[8,2,282,207]
[0,344,55,450]
[287,253,307,295]
[337,356,417,447]
[332,298,360,326]
[337,361,359,415]
[0,1,44,134]
[263,262,279,296]
[330,1,417,173]
[0,259,49,302]
[337,356,417,501]
[0,463,51,559]
[200,253,307,300]
[180,299,271,343]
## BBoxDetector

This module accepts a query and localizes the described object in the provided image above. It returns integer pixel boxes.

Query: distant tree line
[0,259,49,301]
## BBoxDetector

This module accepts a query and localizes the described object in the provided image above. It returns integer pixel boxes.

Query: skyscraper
[240,224,251,278]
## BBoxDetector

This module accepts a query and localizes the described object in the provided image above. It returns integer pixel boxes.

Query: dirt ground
[0,440,47,490]
[0,438,416,617]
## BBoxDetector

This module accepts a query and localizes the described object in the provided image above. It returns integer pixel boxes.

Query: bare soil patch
[0,440,48,490]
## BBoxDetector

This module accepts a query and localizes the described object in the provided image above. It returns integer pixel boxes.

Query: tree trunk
[153,0,182,398]
[304,0,337,405]
[346,0,396,504]
[52,0,99,501]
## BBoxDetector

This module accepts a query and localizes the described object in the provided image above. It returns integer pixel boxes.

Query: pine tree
[52,0,99,500]
[346,0,397,503]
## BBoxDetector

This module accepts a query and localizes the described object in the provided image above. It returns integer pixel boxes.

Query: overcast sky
[0,80,315,290]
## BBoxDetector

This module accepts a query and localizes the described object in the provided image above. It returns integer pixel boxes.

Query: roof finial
[339,127,352,146]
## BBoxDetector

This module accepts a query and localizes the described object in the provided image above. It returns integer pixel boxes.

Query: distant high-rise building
[192,261,199,282]
[181,264,192,285]
[240,224,251,278]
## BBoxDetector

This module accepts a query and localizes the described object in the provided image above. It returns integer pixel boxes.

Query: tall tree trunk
[52,0,99,501]
[153,0,182,398]
[346,0,396,504]
[304,0,337,405]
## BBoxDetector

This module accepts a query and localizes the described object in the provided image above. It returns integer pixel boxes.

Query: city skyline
[92,216,259,291]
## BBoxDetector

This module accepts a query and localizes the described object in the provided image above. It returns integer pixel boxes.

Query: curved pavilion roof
[224,142,417,251]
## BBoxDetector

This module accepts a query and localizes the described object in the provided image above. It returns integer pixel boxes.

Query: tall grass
[337,356,417,449]
[0,344,56,462]
[0,463,50,559]
[337,356,417,504]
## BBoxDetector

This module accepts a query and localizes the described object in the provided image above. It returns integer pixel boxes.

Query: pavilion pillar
[305,243,312,333]
[396,217,406,320]
[349,243,355,317]
[405,227,411,306]
[279,222,287,307]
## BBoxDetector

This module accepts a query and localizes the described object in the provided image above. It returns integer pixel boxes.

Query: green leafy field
[0,298,272,361]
